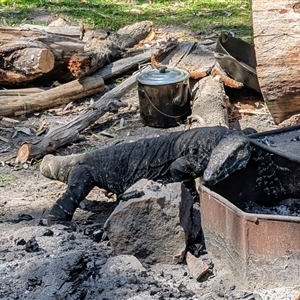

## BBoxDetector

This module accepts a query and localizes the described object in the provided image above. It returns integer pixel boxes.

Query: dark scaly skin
[204,135,287,204]
[48,126,251,225]
[251,147,286,204]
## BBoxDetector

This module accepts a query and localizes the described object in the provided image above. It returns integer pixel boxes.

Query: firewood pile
[0,18,246,164]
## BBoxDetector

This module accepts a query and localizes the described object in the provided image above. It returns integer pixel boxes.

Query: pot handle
[172,80,189,107]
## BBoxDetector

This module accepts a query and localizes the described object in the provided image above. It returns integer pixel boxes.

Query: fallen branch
[16,43,191,163]
[69,21,153,78]
[0,50,152,117]
[0,75,105,117]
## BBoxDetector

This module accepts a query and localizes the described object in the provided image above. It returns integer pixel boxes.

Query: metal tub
[199,184,300,287]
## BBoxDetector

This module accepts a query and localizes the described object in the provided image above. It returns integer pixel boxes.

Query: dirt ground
[1,83,299,300]
[0,22,299,299]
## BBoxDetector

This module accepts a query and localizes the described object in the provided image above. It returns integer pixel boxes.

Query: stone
[104,179,194,264]
[102,255,146,275]
[186,251,210,281]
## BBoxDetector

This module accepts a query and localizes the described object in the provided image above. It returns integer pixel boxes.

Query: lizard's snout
[203,169,218,183]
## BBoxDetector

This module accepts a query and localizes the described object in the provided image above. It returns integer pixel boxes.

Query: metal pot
[137,66,190,128]
[215,34,261,93]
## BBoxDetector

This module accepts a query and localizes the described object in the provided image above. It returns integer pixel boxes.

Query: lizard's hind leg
[47,165,96,225]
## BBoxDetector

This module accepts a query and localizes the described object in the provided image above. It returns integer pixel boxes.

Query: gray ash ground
[1,86,299,299]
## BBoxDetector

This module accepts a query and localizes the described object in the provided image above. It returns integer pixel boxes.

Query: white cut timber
[252,0,300,124]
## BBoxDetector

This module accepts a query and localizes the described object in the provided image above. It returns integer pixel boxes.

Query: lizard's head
[203,133,251,185]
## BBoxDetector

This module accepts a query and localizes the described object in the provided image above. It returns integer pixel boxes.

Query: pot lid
[137,66,189,85]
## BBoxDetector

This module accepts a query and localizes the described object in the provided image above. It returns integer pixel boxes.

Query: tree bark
[0,50,152,117]
[252,0,300,124]
[0,75,105,117]
[187,75,229,128]
[15,43,191,163]
[0,21,152,85]
[69,21,153,78]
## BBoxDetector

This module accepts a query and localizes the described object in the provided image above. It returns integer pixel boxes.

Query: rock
[15,237,26,245]
[30,251,90,299]
[42,229,54,237]
[25,237,40,253]
[104,179,194,264]
[102,255,146,275]
[18,213,33,221]
[186,251,210,281]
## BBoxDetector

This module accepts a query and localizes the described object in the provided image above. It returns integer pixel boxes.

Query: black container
[207,125,300,206]
[215,33,260,93]
[137,66,190,128]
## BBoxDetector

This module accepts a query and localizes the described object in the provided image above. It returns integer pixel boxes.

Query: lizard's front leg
[47,165,96,226]
[170,154,207,201]
[170,154,207,182]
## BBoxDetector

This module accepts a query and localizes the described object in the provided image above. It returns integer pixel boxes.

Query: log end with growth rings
[38,49,55,73]
[15,143,31,164]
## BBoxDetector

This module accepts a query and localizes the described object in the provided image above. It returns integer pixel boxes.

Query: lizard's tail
[40,154,84,183]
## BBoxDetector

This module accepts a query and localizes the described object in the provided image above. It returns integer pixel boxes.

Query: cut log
[252,0,300,124]
[0,51,152,117]
[0,21,152,85]
[0,75,105,117]
[187,75,229,128]
[0,42,55,84]
[0,26,85,84]
[69,21,153,78]
[15,44,191,163]
[40,153,84,183]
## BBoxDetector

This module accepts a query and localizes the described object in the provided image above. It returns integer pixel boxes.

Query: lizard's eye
[228,154,235,160]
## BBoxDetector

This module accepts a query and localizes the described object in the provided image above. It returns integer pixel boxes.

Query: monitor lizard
[40,126,285,225]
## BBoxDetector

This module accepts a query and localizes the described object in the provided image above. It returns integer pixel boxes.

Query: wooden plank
[252,0,300,124]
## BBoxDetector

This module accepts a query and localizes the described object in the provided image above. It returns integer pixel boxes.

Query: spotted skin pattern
[45,126,285,225]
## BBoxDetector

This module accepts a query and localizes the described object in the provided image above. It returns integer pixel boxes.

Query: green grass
[0,174,12,183]
[0,0,252,39]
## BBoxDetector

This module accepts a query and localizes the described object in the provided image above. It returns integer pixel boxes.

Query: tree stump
[252,0,300,124]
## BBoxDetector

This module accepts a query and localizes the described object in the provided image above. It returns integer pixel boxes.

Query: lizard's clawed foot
[47,214,73,227]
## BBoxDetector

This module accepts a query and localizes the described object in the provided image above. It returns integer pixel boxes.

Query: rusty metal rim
[200,184,300,223]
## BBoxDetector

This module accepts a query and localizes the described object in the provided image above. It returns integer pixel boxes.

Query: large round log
[252,0,300,124]
[0,43,55,84]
